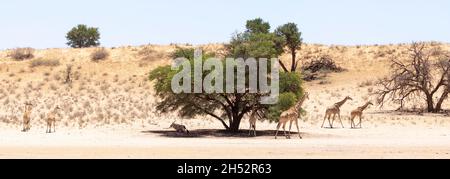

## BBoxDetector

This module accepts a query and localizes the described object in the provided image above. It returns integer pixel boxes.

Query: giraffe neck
[335,98,348,108]
[250,110,258,118]
[293,95,307,112]
[359,102,371,111]
[25,106,31,113]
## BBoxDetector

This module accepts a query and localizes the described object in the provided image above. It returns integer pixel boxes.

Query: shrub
[301,55,344,81]
[302,55,344,73]
[30,58,60,68]
[138,46,164,61]
[9,48,34,61]
[91,48,109,62]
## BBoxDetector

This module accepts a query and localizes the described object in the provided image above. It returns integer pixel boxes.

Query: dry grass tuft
[30,58,60,68]
[9,48,34,61]
[91,48,109,62]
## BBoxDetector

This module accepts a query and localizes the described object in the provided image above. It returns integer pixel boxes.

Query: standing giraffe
[322,96,352,128]
[275,92,309,139]
[248,109,262,137]
[21,102,33,132]
[350,102,373,128]
[46,106,60,133]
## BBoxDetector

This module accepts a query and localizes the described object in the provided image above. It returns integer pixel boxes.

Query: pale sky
[1,0,449,49]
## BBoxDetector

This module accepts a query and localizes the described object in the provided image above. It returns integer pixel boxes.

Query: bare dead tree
[376,42,450,113]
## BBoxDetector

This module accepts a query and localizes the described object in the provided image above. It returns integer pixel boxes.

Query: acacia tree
[66,24,101,48]
[149,19,304,132]
[275,23,303,72]
[149,48,271,132]
[376,42,450,113]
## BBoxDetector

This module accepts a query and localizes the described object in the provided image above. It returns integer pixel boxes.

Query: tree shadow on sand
[142,129,303,138]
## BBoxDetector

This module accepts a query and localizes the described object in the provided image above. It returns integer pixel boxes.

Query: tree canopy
[66,24,101,48]
[275,23,303,72]
[149,18,305,132]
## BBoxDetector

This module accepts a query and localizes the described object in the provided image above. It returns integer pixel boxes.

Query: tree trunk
[435,91,449,113]
[426,94,435,113]
[290,50,296,72]
[228,114,243,133]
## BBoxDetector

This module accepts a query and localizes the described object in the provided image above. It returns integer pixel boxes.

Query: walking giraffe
[350,102,373,128]
[275,92,309,139]
[322,96,352,128]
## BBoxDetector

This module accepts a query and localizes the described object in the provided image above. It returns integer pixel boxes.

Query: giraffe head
[304,92,310,100]
[24,102,33,111]
[345,96,353,101]
[367,101,374,106]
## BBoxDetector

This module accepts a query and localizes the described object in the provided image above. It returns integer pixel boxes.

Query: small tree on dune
[66,24,101,48]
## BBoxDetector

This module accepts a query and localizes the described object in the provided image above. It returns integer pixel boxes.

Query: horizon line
[2,41,450,51]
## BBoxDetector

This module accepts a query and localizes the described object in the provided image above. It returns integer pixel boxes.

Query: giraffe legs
[22,121,27,132]
[321,114,328,128]
[356,116,363,128]
[295,119,302,139]
[283,123,289,139]
[322,113,334,128]
[275,123,281,139]
[350,116,355,129]
[330,114,336,128]
[338,113,344,128]
[288,120,293,137]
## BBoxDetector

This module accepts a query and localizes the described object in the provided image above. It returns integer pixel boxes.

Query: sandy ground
[1,116,450,159]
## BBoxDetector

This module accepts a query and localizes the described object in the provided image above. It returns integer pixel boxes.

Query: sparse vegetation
[9,48,34,61]
[138,46,165,61]
[302,55,344,81]
[30,58,60,68]
[302,55,344,73]
[91,48,109,62]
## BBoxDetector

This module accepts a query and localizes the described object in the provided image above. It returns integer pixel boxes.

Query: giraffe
[350,102,373,128]
[46,106,60,133]
[275,92,309,139]
[21,102,33,132]
[321,96,353,128]
[248,109,262,137]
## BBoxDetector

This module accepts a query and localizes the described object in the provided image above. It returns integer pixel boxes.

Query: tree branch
[278,60,289,72]
[191,103,230,129]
